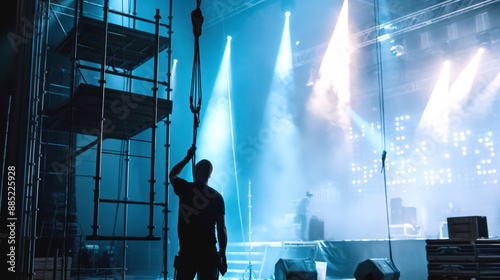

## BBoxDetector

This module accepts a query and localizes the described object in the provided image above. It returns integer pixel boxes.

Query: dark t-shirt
[173,178,225,253]
[297,197,309,216]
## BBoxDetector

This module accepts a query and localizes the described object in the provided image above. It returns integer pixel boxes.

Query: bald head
[194,159,213,184]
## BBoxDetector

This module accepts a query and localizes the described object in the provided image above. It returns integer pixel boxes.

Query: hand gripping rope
[174,3,204,279]
[189,0,204,175]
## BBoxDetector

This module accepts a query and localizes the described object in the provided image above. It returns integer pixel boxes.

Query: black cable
[373,0,394,264]
[189,0,204,177]
[110,140,125,253]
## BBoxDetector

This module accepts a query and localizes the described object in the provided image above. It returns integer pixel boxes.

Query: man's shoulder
[172,178,194,196]
[173,177,190,186]
[206,185,223,197]
[200,185,223,202]
[173,177,186,183]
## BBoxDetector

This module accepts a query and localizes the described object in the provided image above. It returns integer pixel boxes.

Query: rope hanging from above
[189,0,204,176]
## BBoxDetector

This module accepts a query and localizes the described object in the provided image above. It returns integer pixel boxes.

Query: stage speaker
[275,258,317,280]
[309,216,324,241]
[354,258,400,280]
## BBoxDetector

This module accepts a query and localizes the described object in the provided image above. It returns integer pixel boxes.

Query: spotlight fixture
[390,44,404,57]
[227,35,232,41]
[173,59,178,63]
[281,0,295,15]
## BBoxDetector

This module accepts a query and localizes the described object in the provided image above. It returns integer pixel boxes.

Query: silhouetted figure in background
[296,191,313,241]
[169,146,227,280]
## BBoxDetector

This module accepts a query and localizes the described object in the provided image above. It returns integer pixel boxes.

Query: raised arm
[169,145,196,183]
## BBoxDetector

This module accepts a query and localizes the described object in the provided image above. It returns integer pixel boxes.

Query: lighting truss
[358,52,500,100]
[294,0,500,67]
[203,0,267,28]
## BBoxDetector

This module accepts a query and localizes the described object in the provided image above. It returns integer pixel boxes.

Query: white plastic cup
[315,261,327,280]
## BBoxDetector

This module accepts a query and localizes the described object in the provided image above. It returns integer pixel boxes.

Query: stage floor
[64,239,428,280]
[224,239,428,280]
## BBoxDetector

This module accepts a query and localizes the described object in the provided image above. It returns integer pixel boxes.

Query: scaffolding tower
[24,0,173,279]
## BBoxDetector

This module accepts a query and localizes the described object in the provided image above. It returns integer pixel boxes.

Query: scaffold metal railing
[26,0,174,279]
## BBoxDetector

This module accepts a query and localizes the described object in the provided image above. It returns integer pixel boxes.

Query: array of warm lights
[349,114,497,191]
[348,123,382,139]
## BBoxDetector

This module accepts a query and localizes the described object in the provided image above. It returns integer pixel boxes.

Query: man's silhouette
[169,146,227,280]
[296,191,313,241]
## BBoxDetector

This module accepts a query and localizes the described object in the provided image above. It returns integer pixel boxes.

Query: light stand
[242,180,257,280]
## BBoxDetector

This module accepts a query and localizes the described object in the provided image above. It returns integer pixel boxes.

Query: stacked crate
[426,216,500,280]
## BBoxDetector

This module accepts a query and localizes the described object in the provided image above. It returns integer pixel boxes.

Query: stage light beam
[170,59,178,98]
[449,48,485,112]
[418,49,484,141]
[197,37,232,192]
[307,0,351,129]
[255,9,302,225]
[416,61,451,141]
